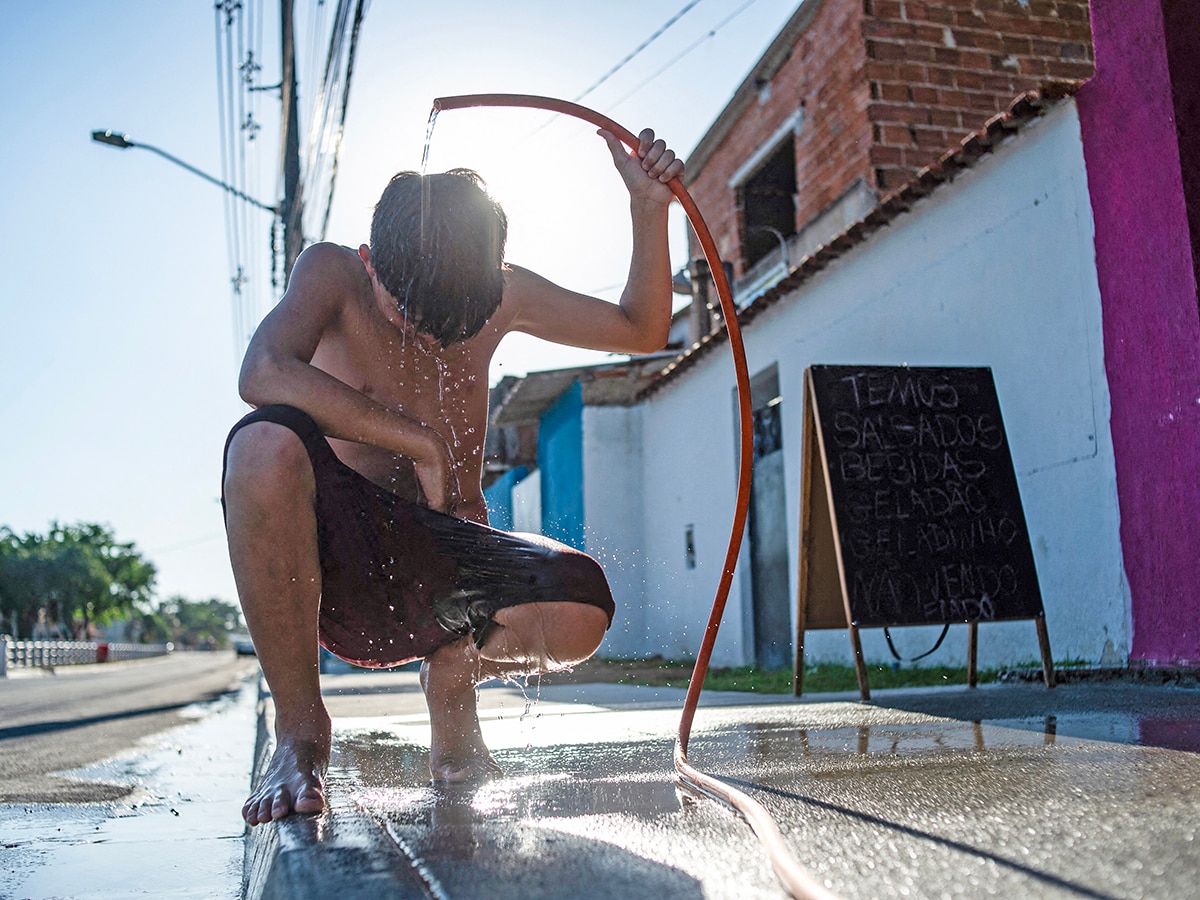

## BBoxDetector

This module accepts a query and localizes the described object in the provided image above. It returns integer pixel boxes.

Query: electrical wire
[606,0,761,112]
[525,0,764,149]
[301,0,344,236]
[572,0,705,104]
[214,0,278,360]
[319,0,367,240]
[298,0,368,245]
[215,1,244,365]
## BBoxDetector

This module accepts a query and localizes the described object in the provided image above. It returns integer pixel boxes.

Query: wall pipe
[432,94,835,900]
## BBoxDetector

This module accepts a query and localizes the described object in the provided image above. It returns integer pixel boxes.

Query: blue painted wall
[482,465,528,531]
[538,381,585,549]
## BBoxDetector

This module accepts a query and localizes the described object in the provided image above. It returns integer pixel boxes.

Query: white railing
[105,642,174,662]
[0,637,173,674]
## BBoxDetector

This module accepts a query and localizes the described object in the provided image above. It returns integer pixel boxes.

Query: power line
[573,0,705,104]
[525,0,764,145]
[606,0,762,112]
[319,0,368,241]
[214,0,274,362]
[300,0,369,244]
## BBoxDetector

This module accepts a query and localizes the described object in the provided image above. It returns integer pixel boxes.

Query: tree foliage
[157,596,242,649]
[0,522,157,639]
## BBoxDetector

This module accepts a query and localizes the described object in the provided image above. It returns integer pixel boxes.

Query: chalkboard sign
[796,365,1053,698]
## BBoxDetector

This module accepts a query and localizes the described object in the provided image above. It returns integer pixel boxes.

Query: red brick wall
[686,0,1093,274]
[866,0,1093,190]
[688,0,871,277]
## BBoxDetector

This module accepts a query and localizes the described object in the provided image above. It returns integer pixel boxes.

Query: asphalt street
[0,652,258,803]
[0,657,260,899]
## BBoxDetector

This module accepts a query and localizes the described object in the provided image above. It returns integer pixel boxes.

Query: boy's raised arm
[506,129,685,354]
[237,243,460,512]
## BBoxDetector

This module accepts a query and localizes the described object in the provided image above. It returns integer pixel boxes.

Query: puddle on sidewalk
[0,677,257,900]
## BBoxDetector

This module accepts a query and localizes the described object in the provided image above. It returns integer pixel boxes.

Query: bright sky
[0,0,801,608]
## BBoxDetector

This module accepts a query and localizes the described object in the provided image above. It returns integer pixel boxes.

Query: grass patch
[670,663,999,694]
[550,657,1000,693]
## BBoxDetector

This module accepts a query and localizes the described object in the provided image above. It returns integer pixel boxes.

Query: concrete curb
[241,676,429,899]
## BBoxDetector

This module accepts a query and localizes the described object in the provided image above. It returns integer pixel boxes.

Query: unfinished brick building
[684,0,1094,297]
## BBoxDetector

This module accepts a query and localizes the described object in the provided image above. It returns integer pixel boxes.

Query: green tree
[0,522,157,638]
[130,609,173,645]
[158,596,242,648]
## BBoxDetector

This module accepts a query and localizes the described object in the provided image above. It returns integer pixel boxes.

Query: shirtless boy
[222,128,684,825]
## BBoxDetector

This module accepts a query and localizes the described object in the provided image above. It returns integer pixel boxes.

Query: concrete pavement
[243,669,1200,899]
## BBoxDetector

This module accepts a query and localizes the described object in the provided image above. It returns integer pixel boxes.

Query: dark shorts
[221,404,614,668]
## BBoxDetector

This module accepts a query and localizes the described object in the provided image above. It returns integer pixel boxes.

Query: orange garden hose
[433,94,836,900]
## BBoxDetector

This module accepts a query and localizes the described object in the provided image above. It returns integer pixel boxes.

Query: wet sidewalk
[242,671,1200,899]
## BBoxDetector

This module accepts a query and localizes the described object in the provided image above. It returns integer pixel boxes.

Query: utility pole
[280,0,304,282]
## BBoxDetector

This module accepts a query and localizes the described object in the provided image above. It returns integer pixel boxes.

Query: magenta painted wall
[1160,0,1200,296]
[1077,0,1200,664]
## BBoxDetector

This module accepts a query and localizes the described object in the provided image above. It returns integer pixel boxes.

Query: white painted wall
[587,102,1130,669]
[582,405,648,658]
[512,469,542,535]
[638,359,749,667]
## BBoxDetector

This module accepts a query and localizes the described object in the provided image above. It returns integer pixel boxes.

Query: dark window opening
[752,397,783,459]
[740,138,797,271]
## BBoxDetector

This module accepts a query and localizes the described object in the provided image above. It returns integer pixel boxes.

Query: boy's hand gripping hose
[433,94,837,900]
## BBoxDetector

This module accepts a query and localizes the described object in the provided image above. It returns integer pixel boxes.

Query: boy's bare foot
[421,649,503,783]
[242,730,331,825]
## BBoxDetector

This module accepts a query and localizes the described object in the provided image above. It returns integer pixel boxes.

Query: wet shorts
[221,404,614,668]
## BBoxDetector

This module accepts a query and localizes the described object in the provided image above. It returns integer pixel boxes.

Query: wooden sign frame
[794,366,1055,700]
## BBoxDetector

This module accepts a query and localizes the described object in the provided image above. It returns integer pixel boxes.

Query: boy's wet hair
[369,169,508,346]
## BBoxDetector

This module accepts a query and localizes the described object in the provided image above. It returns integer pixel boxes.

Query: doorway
[747,366,792,670]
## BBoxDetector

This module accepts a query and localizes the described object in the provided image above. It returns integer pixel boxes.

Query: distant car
[231,634,257,656]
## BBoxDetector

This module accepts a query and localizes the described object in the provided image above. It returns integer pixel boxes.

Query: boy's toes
[292,784,325,814]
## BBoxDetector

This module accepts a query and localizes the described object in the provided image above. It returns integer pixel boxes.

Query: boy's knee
[224,422,314,500]
[486,601,608,671]
[551,550,614,619]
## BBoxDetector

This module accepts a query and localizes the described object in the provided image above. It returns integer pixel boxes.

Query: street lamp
[90,129,279,215]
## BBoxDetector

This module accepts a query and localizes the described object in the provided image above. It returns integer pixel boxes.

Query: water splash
[520,673,543,725]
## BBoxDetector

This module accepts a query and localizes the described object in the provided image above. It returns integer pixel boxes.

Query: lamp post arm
[90,130,279,215]
[138,142,279,214]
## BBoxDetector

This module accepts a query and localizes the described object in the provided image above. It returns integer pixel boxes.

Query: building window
[740,136,797,271]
